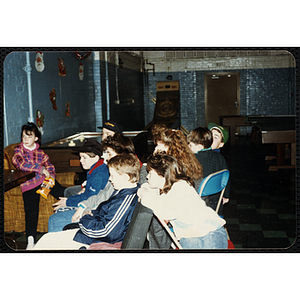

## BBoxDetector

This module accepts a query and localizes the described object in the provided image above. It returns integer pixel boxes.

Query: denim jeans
[48,209,76,232]
[180,226,228,249]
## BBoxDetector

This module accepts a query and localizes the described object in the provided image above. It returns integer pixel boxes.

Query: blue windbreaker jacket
[66,161,109,207]
[73,184,139,245]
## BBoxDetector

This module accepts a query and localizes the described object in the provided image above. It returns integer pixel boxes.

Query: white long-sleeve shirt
[140,180,226,240]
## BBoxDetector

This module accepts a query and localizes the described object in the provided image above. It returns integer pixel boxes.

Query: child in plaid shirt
[12,122,66,249]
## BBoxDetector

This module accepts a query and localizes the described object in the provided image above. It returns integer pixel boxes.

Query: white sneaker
[26,236,35,250]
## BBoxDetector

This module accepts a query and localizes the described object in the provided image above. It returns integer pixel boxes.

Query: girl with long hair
[138,153,227,249]
[152,125,203,190]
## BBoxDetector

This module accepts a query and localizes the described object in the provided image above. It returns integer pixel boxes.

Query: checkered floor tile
[222,137,296,250]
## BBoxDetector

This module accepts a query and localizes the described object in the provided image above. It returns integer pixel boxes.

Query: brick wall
[3,50,296,147]
[4,51,96,146]
[143,51,296,132]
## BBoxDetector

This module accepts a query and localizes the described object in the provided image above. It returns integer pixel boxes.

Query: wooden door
[205,73,240,125]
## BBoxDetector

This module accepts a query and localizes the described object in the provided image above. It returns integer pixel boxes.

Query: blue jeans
[48,209,76,232]
[180,226,228,249]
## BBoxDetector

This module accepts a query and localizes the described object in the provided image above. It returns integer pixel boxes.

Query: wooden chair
[4,143,77,233]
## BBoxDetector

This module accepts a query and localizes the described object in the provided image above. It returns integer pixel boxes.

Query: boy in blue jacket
[48,139,109,232]
[33,153,140,250]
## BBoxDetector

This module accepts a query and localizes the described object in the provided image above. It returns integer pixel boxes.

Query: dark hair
[79,139,102,157]
[21,122,41,145]
[187,127,212,149]
[107,153,140,183]
[102,134,135,155]
[146,153,194,194]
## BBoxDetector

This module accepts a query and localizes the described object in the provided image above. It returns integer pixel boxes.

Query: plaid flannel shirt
[12,142,56,193]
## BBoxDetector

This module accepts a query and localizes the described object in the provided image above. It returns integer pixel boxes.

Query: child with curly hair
[152,125,203,191]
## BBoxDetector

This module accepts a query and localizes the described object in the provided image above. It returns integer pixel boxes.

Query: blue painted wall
[3,51,295,148]
[4,51,96,146]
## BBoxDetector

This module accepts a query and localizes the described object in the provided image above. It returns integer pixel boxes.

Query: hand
[52,197,67,211]
[137,187,148,198]
[72,207,84,223]
[83,211,93,217]
[43,169,50,178]
[223,198,229,204]
[77,188,85,195]
[137,183,151,198]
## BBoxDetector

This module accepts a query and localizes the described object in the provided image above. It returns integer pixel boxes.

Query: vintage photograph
[2,49,297,251]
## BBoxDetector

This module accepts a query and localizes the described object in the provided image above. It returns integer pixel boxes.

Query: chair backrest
[198,169,230,214]
[4,143,19,170]
[154,170,230,250]
[121,202,153,249]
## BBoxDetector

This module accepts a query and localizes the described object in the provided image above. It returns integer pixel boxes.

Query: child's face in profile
[102,128,115,141]
[188,141,203,153]
[22,130,38,149]
[109,167,128,190]
[79,153,99,170]
[211,129,224,149]
[102,147,117,164]
[147,169,165,190]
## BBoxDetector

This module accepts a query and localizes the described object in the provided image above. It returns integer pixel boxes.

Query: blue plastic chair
[198,169,230,214]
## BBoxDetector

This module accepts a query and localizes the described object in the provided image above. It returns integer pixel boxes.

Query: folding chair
[153,213,182,249]
[154,170,232,250]
[198,169,234,248]
[76,202,153,250]
[154,214,183,249]
[198,169,230,214]
[121,202,154,249]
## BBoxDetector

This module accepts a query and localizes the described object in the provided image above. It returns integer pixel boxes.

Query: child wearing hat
[187,126,230,214]
[101,120,123,141]
[208,123,229,153]
[48,139,109,232]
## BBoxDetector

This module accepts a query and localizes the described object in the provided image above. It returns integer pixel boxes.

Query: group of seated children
[12,119,230,250]
[34,152,141,250]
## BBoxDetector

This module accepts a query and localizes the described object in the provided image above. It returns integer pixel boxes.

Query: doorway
[205,72,240,125]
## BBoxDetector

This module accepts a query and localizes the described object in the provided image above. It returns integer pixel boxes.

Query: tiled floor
[4,135,297,251]
[222,136,296,250]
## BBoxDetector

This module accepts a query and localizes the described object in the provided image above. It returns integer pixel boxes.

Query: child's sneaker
[26,236,35,250]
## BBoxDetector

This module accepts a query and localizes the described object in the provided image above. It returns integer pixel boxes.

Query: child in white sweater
[138,153,228,249]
